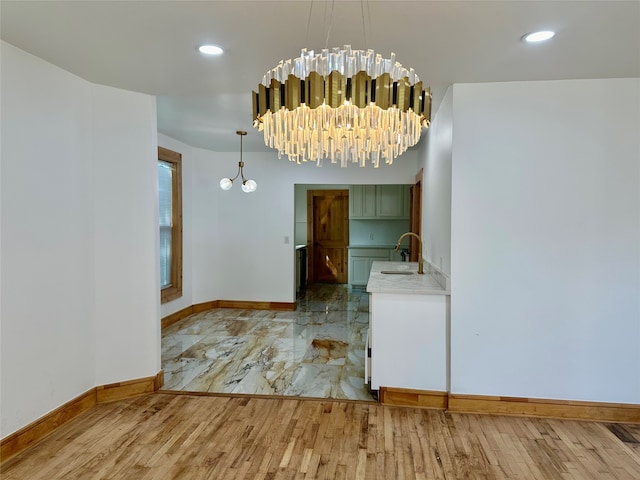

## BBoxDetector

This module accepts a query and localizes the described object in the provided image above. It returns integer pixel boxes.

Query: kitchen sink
[380,271,414,275]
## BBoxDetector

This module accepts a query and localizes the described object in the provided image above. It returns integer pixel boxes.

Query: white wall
[193,150,418,303]
[1,42,160,436]
[159,145,417,317]
[419,86,453,275]
[450,78,640,404]
[92,85,160,385]
[1,42,95,437]
[159,146,418,312]
[190,147,221,305]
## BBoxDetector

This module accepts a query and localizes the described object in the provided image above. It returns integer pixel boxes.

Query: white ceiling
[2,1,638,152]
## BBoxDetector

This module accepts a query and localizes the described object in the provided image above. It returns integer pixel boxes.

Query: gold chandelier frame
[253,46,431,168]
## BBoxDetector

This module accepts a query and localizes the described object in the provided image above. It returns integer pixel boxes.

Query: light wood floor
[2,392,639,479]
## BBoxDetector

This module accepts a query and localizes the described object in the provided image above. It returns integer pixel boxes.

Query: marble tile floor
[161,283,376,402]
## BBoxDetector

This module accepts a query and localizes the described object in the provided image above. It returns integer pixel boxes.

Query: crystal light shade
[220,131,257,193]
[253,45,431,167]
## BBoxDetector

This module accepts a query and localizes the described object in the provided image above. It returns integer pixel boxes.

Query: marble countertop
[366,261,451,295]
[348,244,396,249]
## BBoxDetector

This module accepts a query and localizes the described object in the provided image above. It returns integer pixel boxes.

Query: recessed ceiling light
[522,30,555,43]
[198,45,224,55]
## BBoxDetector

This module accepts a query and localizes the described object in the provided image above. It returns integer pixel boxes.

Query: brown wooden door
[307,190,349,284]
[409,171,423,262]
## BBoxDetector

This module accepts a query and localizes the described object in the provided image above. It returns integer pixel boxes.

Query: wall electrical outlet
[369,233,374,240]
[284,236,290,244]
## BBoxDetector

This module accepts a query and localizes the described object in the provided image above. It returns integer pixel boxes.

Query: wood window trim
[159,147,183,304]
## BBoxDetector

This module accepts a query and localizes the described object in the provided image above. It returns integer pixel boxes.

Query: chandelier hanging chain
[324,0,335,50]
[305,0,314,49]
[360,0,368,50]
[307,1,363,52]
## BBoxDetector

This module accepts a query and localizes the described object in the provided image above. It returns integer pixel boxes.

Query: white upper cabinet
[349,185,410,220]
[349,185,377,218]
[376,185,406,218]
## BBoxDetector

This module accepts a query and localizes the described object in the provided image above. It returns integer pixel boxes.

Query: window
[158,147,182,303]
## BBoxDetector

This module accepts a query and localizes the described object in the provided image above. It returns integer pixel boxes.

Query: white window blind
[158,161,173,289]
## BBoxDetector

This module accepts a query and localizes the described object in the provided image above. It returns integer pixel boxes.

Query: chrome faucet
[394,232,424,274]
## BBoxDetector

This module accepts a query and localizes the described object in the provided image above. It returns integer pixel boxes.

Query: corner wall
[92,84,160,385]
[190,147,222,306]
[1,42,95,437]
[450,78,640,404]
[0,42,160,437]
[418,86,453,276]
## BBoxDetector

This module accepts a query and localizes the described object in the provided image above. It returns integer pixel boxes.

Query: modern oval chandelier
[252,45,431,168]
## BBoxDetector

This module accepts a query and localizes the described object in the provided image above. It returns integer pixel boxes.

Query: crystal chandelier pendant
[252,45,431,167]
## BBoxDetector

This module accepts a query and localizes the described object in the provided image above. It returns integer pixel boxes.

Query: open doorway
[161,182,415,402]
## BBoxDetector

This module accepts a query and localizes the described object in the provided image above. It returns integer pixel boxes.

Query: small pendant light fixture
[219,131,257,193]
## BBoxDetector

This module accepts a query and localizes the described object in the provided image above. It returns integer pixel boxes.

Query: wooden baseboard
[154,369,165,390]
[448,393,640,423]
[161,305,194,329]
[192,300,220,314]
[379,387,448,409]
[217,300,295,311]
[162,300,296,330]
[158,389,375,404]
[96,371,164,403]
[0,389,96,463]
[0,370,164,464]
[377,387,640,423]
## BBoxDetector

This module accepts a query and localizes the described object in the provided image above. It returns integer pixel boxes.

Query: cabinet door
[349,249,392,285]
[351,257,372,285]
[349,185,377,218]
[362,186,377,217]
[349,185,363,217]
[376,185,407,218]
[402,184,411,218]
[370,293,448,391]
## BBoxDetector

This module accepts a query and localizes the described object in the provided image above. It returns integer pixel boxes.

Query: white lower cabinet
[369,292,449,391]
[351,257,374,285]
[348,248,391,285]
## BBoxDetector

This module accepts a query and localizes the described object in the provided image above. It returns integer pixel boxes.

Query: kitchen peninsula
[366,261,450,403]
